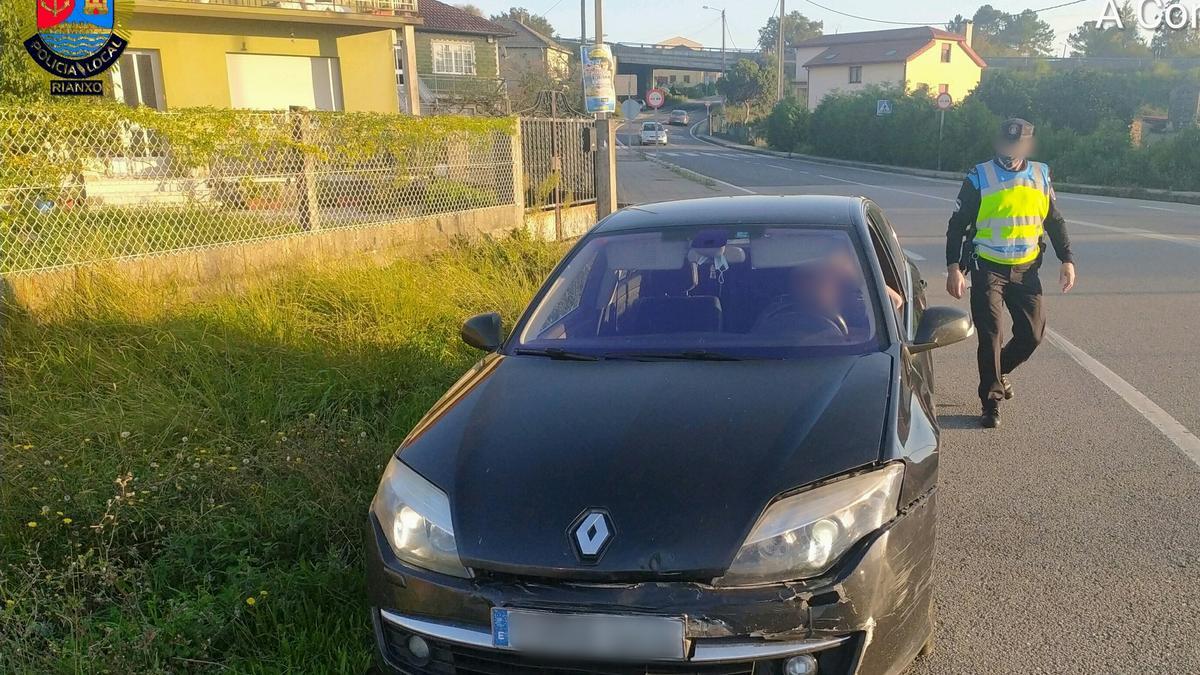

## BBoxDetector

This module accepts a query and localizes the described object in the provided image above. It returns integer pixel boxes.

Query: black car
[367,196,973,675]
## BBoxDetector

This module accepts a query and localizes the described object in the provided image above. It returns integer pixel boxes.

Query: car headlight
[371,458,471,578]
[716,464,904,587]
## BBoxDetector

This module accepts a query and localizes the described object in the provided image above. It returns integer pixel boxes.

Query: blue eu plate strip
[491,608,510,647]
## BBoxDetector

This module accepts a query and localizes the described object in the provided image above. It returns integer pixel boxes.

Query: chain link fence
[0,106,520,276]
[520,118,595,211]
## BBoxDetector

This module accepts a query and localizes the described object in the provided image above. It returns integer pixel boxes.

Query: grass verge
[0,233,567,673]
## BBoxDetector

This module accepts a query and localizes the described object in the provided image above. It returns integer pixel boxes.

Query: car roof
[595,196,864,233]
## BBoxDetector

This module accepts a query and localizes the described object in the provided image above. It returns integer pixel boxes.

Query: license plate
[491,608,686,660]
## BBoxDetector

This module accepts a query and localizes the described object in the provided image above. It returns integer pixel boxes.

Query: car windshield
[642,123,661,131]
[513,225,882,359]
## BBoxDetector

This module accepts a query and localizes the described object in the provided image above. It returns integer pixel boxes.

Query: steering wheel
[755,303,849,337]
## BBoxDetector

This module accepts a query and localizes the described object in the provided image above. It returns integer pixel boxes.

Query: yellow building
[793,26,985,110]
[651,37,718,89]
[111,0,423,114]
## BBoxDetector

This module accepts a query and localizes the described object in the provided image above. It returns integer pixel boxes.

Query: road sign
[620,98,642,121]
[646,88,666,109]
[936,92,953,110]
[876,99,893,116]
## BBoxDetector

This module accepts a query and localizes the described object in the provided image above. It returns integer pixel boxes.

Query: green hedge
[764,82,1200,192]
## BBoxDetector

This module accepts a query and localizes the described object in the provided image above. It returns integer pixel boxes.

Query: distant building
[414,0,514,115]
[794,25,986,110]
[652,37,718,89]
[109,0,422,114]
[493,17,570,80]
[658,36,703,49]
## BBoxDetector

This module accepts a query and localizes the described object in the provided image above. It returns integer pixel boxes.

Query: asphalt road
[619,110,1200,674]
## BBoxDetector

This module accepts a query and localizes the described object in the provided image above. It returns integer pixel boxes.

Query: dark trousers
[969,257,1046,405]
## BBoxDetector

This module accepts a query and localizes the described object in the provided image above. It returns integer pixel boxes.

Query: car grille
[382,623,756,675]
[381,622,859,675]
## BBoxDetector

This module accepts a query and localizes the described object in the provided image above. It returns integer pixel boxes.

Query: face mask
[996,154,1025,171]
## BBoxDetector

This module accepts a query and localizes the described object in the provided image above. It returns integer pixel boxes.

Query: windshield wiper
[514,347,602,361]
[609,350,746,361]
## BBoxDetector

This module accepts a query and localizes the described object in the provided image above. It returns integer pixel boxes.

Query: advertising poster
[581,43,616,114]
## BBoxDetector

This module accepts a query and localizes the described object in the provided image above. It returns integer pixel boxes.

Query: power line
[801,0,1090,27]
[538,0,566,18]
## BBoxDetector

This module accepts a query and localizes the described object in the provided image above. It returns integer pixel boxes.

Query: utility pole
[703,6,726,75]
[580,0,586,46]
[776,0,786,102]
[592,0,617,218]
[720,9,726,73]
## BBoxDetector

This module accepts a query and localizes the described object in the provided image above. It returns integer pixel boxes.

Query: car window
[865,206,910,336]
[515,225,882,358]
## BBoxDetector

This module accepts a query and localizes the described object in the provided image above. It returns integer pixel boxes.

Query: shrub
[765,97,809,153]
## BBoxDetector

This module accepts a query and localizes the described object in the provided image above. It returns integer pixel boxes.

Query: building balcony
[136,0,421,26]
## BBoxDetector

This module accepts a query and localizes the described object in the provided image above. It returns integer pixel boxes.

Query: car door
[864,203,937,420]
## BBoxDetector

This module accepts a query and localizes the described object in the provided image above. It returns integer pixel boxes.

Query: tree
[765,97,809,153]
[948,5,1055,56]
[1,0,46,99]
[1067,1,1151,56]
[757,11,823,53]
[717,58,771,121]
[1151,24,1200,57]
[490,7,556,38]
[455,3,483,16]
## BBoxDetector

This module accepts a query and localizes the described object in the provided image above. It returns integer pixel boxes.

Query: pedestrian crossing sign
[877,100,893,116]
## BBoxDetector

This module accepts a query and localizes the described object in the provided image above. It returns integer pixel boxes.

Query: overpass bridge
[558,38,763,98]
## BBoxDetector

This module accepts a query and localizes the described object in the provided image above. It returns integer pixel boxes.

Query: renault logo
[570,509,614,562]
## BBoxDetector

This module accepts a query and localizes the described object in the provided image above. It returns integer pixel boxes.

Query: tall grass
[0,234,567,673]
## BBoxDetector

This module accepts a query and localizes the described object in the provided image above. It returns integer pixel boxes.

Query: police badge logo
[24,0,130,94]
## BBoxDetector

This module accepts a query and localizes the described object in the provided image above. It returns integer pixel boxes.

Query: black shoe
[1001,375,1014,400]
[981,404,1001,429]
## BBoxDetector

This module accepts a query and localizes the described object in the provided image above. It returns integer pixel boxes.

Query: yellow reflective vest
[971,160,1052,266]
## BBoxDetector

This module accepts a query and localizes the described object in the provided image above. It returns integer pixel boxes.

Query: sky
[465,0,1110,56]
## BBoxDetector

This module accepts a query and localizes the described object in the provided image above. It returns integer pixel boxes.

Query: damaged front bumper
[366,491,936,675]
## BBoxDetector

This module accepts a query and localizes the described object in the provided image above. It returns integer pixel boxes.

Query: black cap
[999,118,1034,142]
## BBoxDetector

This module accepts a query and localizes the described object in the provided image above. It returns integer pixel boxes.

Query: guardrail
[557,37,758,55]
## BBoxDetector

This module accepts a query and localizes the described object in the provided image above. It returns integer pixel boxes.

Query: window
[669,75,677,83]
[432,40,476,75]
[938,84,949,95]
[849,66,862,84]
[941,43,952,63]
[226,54,343,111]
[515,226,882,358]
[394,42,410,113]
[866,205,911,336]
[683,75,691,84]
[111,50,164,110]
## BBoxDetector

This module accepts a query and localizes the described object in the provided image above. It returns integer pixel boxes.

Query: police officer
[946,118,1076,429]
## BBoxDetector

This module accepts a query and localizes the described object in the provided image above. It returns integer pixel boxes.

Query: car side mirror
[461,312,502,352]
[909,306,973,354]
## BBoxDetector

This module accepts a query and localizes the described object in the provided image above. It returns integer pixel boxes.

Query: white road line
[1047,330,1200,469]
[645,154,756,195]
[1061,196,1114,205]
[817,174,956,202]
[765,163,794,171]
[902,249,926,261]
[1070,219,1200,249]
[1139,205,1176,211]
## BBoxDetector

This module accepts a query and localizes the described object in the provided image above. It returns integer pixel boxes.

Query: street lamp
[702,5,726,74]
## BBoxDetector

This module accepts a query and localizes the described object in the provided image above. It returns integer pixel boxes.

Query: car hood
[398,352,894,580]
